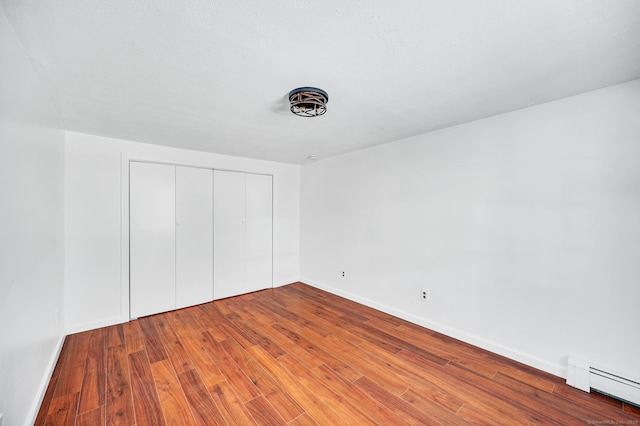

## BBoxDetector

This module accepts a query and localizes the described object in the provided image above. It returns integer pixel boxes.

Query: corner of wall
[27,334,66,425]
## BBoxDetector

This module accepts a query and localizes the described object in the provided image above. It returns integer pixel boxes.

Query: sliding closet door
[245,173,273,291]
[213,170,246,299]
[175,166,213,309]
[130,162,176,318]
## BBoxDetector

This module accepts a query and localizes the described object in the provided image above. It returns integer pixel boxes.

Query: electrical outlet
[421,288,429,302]
[342,271,345,277]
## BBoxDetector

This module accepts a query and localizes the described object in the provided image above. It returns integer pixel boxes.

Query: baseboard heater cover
[567,356,640,407]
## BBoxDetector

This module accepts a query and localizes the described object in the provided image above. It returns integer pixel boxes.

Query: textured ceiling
[3,0,640,164]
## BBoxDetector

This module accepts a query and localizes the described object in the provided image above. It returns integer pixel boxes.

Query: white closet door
[245,173,273,291]
[130,162,176,318]
[176,166,213,309]
[213,170,246,299]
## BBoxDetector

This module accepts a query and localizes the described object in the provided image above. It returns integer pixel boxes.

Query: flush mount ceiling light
[288,87,329,117]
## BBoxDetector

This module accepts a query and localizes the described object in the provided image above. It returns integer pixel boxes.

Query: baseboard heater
[567,356,640,407]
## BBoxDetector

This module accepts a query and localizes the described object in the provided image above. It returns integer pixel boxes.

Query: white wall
[300,79,640,379]
[65,131,300,333]
[0,5,66,426]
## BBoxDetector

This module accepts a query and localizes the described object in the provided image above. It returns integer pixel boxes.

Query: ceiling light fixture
[288,87,328,117]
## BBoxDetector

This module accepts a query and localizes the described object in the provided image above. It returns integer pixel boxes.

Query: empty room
[1,0,640,425]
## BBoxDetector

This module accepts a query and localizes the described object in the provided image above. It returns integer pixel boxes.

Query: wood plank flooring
[37,282,640,425]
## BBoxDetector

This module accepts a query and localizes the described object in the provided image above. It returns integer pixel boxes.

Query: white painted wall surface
[300,79,640,379]
[65,131,300,332]
[0,6,65,425]
[64,137,122,330]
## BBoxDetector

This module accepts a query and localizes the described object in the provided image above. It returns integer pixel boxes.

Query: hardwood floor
[37,282,640,425]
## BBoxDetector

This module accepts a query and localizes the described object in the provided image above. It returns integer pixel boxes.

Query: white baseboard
[274,278,299,288]
[27,333,66,426]
[300,278,565,379]
[66,315,125,335]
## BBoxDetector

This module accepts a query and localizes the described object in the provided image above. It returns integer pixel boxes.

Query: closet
[213,170,273,299]
[129,162,272,318]
[130,162,213,318]
[175,166,214,308]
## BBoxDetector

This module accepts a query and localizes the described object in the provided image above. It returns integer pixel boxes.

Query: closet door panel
[213,170,246,299]
[130,162,176,318]
[176,166,213,309]
[245,173,273,291]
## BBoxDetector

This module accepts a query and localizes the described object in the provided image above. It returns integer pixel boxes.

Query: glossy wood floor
[37,282,640,425]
